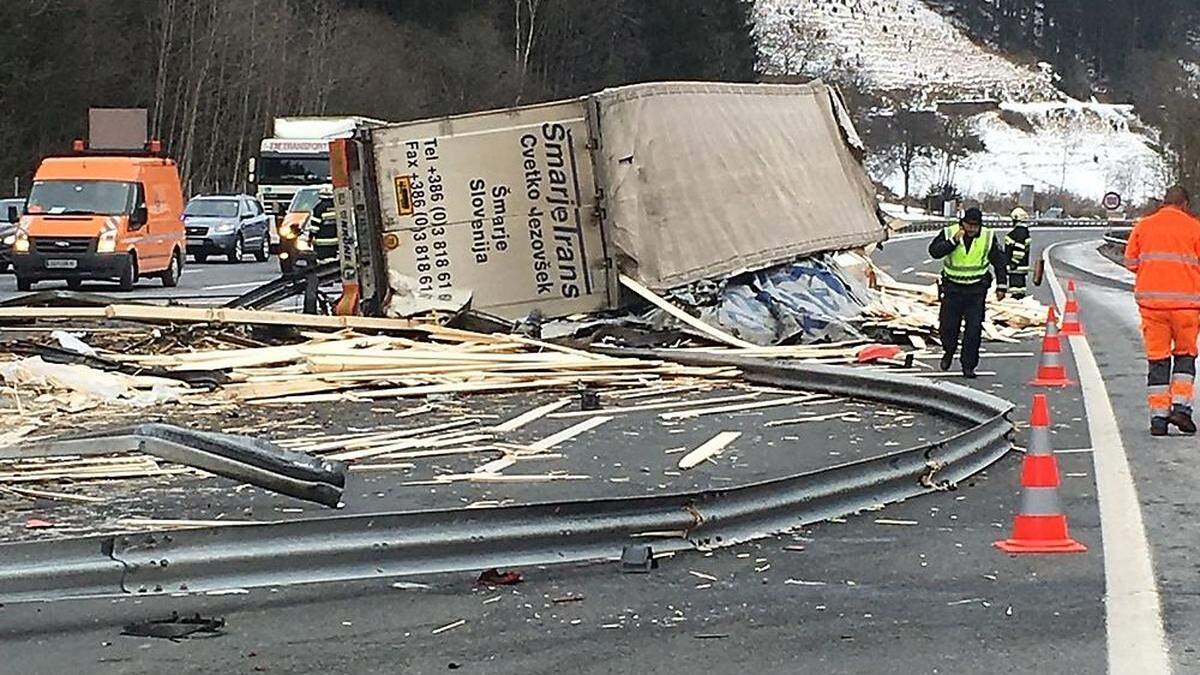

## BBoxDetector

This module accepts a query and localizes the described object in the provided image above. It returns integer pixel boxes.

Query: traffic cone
[995,394,1087,554]
[1030,306,1073,387]
[1060,279,1085,336]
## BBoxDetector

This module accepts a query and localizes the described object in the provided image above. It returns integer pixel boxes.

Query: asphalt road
[2,227,1150,674]
[0,256,283,306]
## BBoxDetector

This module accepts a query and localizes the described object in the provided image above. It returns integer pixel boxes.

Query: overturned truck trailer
[330,81,886,320]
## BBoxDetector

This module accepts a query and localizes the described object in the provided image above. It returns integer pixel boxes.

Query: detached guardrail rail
[0,355,1013,603]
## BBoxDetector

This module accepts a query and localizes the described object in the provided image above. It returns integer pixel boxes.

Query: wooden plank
[492,398,572,433]
[659,394,824,420]
[678,431,741,470]
[618,274,756,349]
[550,392,761,419]
[295,420,476,453]
[529,416,613,451]
[479,415,613,474]
[763,412,861,427]
[326,432,493,462]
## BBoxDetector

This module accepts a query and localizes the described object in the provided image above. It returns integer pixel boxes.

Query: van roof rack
[71,139,168,158]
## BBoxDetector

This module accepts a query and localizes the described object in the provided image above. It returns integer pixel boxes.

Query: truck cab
[11,155,186,291]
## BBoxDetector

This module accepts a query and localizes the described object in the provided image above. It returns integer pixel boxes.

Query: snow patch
[755,0,1057,101]
[756,0,1170,203]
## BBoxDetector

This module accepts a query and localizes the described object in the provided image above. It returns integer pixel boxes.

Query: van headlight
[12,229,29,253]
[96,221,118,253]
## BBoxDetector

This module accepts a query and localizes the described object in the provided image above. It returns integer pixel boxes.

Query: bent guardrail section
[0,356,1013,603]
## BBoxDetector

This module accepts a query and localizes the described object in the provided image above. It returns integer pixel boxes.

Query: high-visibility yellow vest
[942,226,995,285]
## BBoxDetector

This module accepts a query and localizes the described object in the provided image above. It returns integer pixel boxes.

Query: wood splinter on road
[677,431,742,470]
[431,619,467,635]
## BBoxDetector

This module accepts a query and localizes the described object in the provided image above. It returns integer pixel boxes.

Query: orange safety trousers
[1140,308,1199,417]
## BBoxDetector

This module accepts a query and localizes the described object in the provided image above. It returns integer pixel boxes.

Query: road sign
[1019,185,1035,209]
[1103,192,1122,210]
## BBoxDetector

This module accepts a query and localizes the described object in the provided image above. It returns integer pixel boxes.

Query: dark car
[183,195,272,263]
[0,198,26,273]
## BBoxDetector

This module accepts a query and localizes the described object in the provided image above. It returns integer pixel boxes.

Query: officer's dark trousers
[939,287,987,370]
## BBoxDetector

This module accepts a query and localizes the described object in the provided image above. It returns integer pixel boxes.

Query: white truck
[251,116,385,243]
[327,82,885,320]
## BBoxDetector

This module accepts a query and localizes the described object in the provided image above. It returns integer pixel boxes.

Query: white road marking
[1045,243,1172,674]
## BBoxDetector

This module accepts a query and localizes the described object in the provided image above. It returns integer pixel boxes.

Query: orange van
[10,155,186,291]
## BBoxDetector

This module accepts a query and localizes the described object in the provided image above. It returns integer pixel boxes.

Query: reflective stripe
[1127,252,1200,267]
[1027,426,1052,456]
[1042,349,1062,367]
[1136,290,1200,303]
[1018,486,1062,516]
[1124,257,1140,269]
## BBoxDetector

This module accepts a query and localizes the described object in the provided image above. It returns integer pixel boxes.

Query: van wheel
[16,276,31,292]
[228,235,244,264]
[160,249,181,287]
[66,278,82,291]
[254,236,270,262]
[118,255,137,291]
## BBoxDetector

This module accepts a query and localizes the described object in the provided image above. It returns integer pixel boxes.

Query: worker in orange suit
[1124,185,1200,436]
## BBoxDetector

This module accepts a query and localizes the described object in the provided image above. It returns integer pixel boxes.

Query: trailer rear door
[366,99,613,320]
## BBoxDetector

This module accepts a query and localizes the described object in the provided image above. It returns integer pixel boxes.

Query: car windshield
[185,199,239,218]
[259,154,330,185]
[288,189,323,213]
[26,180,134,216]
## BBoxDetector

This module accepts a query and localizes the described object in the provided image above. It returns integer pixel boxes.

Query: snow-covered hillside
[756,0,1056,101]
[756,0,1170,203]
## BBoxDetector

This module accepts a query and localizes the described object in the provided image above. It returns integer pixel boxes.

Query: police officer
[928,207,1008,378]
[1005,208,1031,300]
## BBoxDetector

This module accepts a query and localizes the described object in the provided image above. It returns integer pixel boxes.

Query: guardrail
[0,356,1013,603]
[894,218,1131,234]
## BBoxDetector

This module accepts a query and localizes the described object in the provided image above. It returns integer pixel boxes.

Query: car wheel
[16,276,31,292]
[118,254,137,291]
[160,249,181,287]
[194,252,208,264]
[66,278,82,291]
[228,235,244,264]
[254,235,270,262]
[0,261,9,274]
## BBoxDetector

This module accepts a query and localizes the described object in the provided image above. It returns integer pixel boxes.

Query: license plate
[187,238,204,246]
[45,259,77,269]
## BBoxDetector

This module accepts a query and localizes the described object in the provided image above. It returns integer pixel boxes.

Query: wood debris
[678,431,742,470]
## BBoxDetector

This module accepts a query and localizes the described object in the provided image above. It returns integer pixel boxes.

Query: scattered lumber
[864,266,1046,343]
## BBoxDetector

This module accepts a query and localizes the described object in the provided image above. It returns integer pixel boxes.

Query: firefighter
[310,186,340,262]
[1005,207,1032,300]
[928,207,1008,378]
[1124,185,1200,436]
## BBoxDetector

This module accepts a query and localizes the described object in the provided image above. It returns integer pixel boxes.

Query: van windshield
[26,180,134,216]
[288,189,323,213]
[185,199,239,218]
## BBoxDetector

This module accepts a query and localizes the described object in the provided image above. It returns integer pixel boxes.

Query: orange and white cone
[1060,279,1085,336]
[995,394,1087,554]
[1030,306,1073,387]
